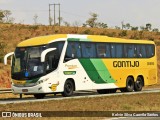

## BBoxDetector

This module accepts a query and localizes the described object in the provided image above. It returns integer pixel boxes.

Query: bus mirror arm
[41,48,57,62]
[4,52,14,65]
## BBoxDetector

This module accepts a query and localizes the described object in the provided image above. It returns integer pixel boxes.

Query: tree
[33,14,38,25]
[72,21,81,33]
[131,26,138,31]
[85,13,98,27]
[0,11,5,22]
[0,10,14,23]
[58,17,63,26]
[145,23,152,31]
[97,22,108,28]
[140,26,145,31]
[63,21,70,27]
[121,21,125,30]
[152,28,159,32]
[125,23,131,30]
[115,26,121,29]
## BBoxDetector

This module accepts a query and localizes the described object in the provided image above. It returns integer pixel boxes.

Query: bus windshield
[11,46,47,79]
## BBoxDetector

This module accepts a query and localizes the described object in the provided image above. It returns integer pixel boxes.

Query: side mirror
[41,48,57,62]
[4,52,14,65]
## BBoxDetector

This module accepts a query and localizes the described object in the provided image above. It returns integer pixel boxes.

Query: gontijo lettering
[113,61,139,67]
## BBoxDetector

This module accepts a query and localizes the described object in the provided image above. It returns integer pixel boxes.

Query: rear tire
[34,94,45,99]
[62,80,74,97]
[120,77,134,92]
[134,76,143,91]
[126,77,134,92]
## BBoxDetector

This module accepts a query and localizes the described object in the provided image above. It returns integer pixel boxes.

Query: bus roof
[17,34,155,47]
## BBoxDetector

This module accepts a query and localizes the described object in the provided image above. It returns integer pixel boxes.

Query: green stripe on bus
[67,38,80,41]
[91,59,115,83]
[79,59,116,84]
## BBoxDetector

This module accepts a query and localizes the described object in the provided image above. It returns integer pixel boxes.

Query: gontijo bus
[4,34,157,99]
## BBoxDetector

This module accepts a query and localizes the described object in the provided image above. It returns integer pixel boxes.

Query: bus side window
[146,44,154,58]
[127,44,135,58]
[111,44,116,58]
[81,43,96,58]
[96,43,106,58]
[46,51,57,72]
[116,44,123,58]
[106,44,111,58]
[65,42,81,61]
[137,45,146,58]
[58,42,65,55]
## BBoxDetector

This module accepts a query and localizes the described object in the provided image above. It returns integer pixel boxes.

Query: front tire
[62,80,74,97]
[34,94,45,99]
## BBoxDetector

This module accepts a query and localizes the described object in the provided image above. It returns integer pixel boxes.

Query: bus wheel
[134,76,143,91]
[34,94,45,99]
[62,80,74,97]
[125,77,134,92]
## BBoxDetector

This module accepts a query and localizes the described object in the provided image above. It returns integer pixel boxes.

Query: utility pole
[48,3,61,26]
[54,4,56,25]
[59,3,61,26]
[49,4,51,25]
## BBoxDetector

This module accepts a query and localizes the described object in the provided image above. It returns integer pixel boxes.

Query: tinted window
[137,45,146,58]
[106,44,111,58]
[111,44,116,58]
[146,45,155,58]
[124,44,135,58]
[116,44,123,58]
[96,43,106,57]
[81,42,96,58]
[66,42,81,59]
[49,42,65,56]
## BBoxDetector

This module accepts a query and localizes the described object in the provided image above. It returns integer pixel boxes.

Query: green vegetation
[0,10,14,24]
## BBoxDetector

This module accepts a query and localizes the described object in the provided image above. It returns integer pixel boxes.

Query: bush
[119,30,127,37]
[106,32,116,37]
[81,29,92,35]
[0,41,7,63]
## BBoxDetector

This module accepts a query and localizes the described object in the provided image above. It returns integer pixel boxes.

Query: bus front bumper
[11,82,61,94]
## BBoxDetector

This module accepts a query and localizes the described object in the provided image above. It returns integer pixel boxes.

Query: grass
[0,93,160,111]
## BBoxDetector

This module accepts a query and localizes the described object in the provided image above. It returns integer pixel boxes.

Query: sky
[0,0,160,29]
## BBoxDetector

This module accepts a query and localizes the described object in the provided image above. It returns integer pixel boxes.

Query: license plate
[22,89,28,92]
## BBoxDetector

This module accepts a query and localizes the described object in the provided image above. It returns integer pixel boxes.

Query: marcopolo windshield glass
[12,46,46,79]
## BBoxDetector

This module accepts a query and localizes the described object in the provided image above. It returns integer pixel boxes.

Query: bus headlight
[36,78,49,85]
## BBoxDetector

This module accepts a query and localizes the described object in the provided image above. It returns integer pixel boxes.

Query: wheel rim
[65,82,72,94]
[128,79,133,89]
[136,78,142,89]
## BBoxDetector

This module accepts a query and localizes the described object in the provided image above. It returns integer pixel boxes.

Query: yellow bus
[4,34,157,99]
